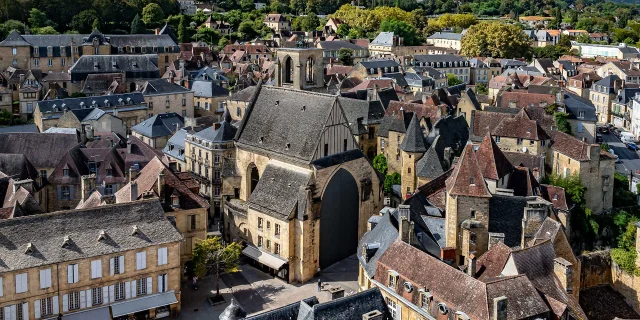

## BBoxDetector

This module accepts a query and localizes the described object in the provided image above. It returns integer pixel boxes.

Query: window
[343,139,348,152]
[12,48,16,55]
[69,291,81,309]
[517,138,523,145]
[91,260,102,279]
[420,291,433,311]
[40,296,54,316]
[149,102,154,109]
[159,274,168,293]
[104,184,114,195]
[182,98,186,106]
[68,264,79,284]
[258,236,263,247]
[408,167,411,174]
[136,252,147,270]
[495,136,500,143]
[266,240,271,251]
[158,247,168,265]
[106,168,113,176]
[267,221,271,230]
[112,255,124,275]
[34,59,39,67]
[165,98,170,107]
[275,224,280,238]
[388,271,398,289]
[91,287,103,306]
[61,58,66,66]
[471,210,476,219]
[387,297,399,319]
[137,278,148,295]
[530,140,534,146]
[0,276,3,297]
[275,243,280,255]
[15,273,28,293]
[48,58,53,66]
[40,268,52,288]
[114,282,126,301]
[324,143,329,157]
[258,217,263,230]
[63,169,69,177]
[94,47,98,55]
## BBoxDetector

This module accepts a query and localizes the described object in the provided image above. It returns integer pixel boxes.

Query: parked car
[599,126,609,134]
[596,135,604,143]
[613,129,621,137]
[628,142,639,151]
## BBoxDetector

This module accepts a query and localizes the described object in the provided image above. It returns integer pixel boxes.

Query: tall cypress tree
[131,14,144,34]
[178,15,186,43]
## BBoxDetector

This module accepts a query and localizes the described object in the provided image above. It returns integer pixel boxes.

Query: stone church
[223,82,381,283]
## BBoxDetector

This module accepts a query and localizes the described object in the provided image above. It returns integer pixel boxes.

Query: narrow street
[601,131,640,175]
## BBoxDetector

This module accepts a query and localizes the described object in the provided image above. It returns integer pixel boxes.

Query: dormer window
[106,168,112,176]
[131,225,141,236]
[25,242,34,254]
[62,236,73,248]
[63,168,69,177]
[171,195,179,207]
[419,289,433,311]
[387,270,399,290]
[470,177,475,185]
[33,47,39,56]
[98,230,107,241]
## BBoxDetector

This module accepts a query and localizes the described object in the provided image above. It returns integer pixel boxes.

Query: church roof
[446,144,491,198]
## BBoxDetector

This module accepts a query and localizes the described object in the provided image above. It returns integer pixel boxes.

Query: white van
[621,132,635,143]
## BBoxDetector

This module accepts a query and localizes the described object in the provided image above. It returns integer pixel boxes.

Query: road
[601,131,640,174]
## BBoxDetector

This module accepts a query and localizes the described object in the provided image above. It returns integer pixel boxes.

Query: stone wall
[580,250,612,289]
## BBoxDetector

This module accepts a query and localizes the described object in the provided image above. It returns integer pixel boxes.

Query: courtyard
[177,254,360,319]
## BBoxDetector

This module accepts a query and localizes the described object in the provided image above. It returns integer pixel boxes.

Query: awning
[110,291,178,317]
[242,244,288,270]
[54,306,111,320]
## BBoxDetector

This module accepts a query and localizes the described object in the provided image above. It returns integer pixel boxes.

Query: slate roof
[371,32,395,46]
[404,72,433,88]
[399,114,427,153]
[357,212,399,278]
[236,85,344,163]
[337,97,385,135]
[0,154,39,181]
[244,297,320,320]
[131,113,184,138]
[191,80,230,98]
[69,55,160,80]
[247,162,311,220]
[413,54,468,63]
[0,200,182,272]
[360,59,401,69]
[192,119,236,143]
[108,34,177,48]
[376,239,549,319]
[230,86,257,102]
[475,135,513,181]
[0,124,39,133]
[446,144,491,198]
[422,215,446,247]
[593,74,621,92]
[117,136,165,170]
[0,133,79,169]
[47,145,126,186]
[141,79,191,95]
[507,166,540,197]
[487,195,530,247]
[162,128,188,162]
[428,32,462,40]
[81,73,125,95]
[318,40,365,50]
[564,92,597,122]
[306,288,392,319]
[37,93,145,113]
[579,285,640,320]
[415,137,446,179]
[0,30,31,46]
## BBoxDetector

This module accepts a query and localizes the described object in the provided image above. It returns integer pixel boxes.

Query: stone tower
[399,114,427,199]
[274,48,324,90]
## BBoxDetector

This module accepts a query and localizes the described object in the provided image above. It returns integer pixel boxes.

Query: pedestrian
[193,275,198,285]
[317,279,322,292]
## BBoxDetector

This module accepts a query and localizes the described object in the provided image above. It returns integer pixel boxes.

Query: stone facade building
[273,48,324,91]
[0,200,183,319]
[591,75,623,123]
[141,79,194,119]
[223,84,380,283]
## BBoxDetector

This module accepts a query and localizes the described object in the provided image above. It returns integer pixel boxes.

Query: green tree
[300,13,320,32]
[447,73,463,86]
[238,21,257,40]
[372,154,388,175]
[460,22,531,59]
[178,15,187,43]
[192,237,241,296]
[337,24,350,37]
[131,14,144,34]
[70,92,87,98]
[554,112,572,135]
[476,83,488,95]
[218,37,231,49]
[383,172,401,193]
[71,10,99,33]
[240,0,255,11]
[33,26,59,34]
[193,27,220,44]
[338,48,354,66]
[92,18,100,30]
[142,3,165,28]
[28,8,55,29]
[380,19,421,46]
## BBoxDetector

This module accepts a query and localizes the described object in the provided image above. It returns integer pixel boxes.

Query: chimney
[440,247,456,262]
[154,28,160,35]
[397,205,413,244]
[127,139,132,154]
[157,172,165,203]
[467,253,477,277]
[130,181,138,202]
[553,258,573,293]
[214,122,221,130]
[80,124,88,145]
[362,310,383,320]
[493,296,507,320]
[81,174,96,200]
[373,84,379,99]
[129,166,138,183]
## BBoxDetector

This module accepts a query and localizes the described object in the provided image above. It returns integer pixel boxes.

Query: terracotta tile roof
[375,239,549,319]
[475,135,513,181]
[492,108,550,140]
[446,144,492,197]
[414,169,453,209]
[497,92,556,109]
[475,242,512,281]
[524,106,556,133]
[115,157,209,211]
[549,130,593,161]
[540,184,569,211]
[470,110,513,139]
[558,55,583,63]
[386,101,440,122]
[348,79,403,94]
[326,65,353,76]
[579,285,640,320]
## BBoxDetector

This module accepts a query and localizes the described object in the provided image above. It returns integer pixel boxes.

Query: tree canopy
[192,237,241,296]
[461,22,531,59]
[380,19,421,46]
[142,3,165,27]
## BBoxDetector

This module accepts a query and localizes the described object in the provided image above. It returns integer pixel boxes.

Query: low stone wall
[579,250,612,289]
